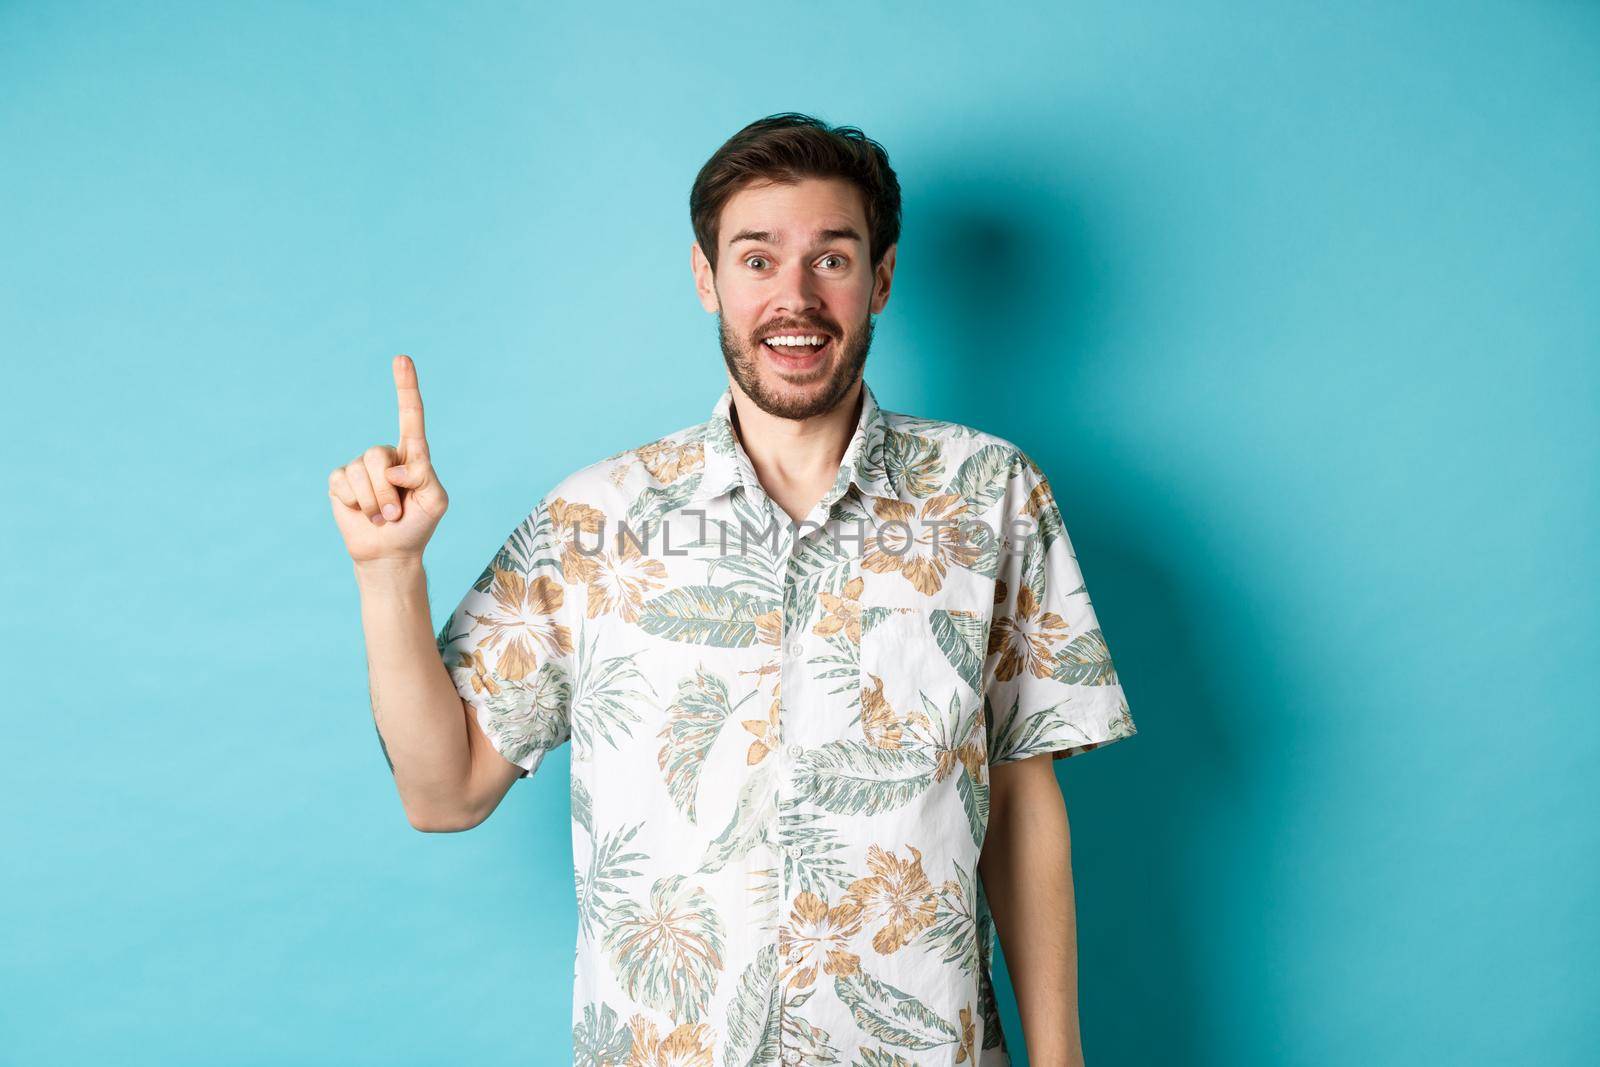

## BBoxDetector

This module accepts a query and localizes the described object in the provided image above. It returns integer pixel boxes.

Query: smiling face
[693,176,897,420]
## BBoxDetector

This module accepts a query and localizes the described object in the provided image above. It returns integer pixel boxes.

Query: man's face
[693,176,897,421]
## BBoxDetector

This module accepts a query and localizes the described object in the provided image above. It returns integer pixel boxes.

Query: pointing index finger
[393,354,428,458]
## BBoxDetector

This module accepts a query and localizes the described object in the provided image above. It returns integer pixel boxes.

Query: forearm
[979,759,1084,1066]
[354,557,473,828]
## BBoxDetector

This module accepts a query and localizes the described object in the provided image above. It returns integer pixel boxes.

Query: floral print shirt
[432,380,1136,1065]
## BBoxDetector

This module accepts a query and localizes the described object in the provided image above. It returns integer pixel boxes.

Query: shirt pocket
[852,558,995,759]
[847,558,998,860]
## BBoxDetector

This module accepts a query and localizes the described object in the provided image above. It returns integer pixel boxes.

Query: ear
[870,242,898,314]
[691,242,720,314]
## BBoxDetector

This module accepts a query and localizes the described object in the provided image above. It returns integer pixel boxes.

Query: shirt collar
[692,379,896,506]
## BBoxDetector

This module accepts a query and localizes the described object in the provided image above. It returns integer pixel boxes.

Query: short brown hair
[689,112,902,274]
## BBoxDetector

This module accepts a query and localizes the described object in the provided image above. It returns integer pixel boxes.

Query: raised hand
[328,354,450,564]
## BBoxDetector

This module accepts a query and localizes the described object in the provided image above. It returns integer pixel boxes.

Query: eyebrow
[727,226,864,247]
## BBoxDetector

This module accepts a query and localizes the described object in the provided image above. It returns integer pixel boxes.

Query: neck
[728,377,863,515]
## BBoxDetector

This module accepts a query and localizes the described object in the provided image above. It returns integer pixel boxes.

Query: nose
[773,259,822,317]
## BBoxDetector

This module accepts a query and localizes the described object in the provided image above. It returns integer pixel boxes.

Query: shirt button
[786,640,803,658]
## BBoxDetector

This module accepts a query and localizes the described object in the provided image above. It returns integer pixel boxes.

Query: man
[329,113,1136,1066]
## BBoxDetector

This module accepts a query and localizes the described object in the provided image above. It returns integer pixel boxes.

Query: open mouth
[760,333,833,369]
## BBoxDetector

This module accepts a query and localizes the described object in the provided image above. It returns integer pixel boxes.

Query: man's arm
[355,557,521,831]
[328,354,522,832]
[978,752,1084,1066]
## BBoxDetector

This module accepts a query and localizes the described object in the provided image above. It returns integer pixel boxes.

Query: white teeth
[765,335,826,347]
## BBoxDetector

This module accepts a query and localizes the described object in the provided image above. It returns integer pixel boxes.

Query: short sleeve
[982,450,1136,765]
[434,497,576,779]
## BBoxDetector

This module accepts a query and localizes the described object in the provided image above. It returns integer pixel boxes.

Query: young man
[329,113,1136,1066]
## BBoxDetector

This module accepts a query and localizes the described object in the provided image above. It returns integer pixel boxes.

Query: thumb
[385,461,433,489]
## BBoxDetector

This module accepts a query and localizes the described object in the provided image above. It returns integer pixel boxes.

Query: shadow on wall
[902,161,1262,1067]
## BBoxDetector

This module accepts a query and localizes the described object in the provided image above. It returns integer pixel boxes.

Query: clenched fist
[328,354,450,564]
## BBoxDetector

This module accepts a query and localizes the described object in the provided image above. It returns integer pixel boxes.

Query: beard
[718,307,875,421]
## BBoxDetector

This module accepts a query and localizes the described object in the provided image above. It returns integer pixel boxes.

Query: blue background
[3,2,1595,1064]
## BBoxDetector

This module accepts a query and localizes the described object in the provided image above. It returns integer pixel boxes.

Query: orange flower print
[986,581,1072,682]
[548,497,606,585]
[634,438,704,485]
[456,648,500,697]
[468,568,574,681]
[930,693,987,785]
[955,1004,975,1063]
[842,845,940,955]
[740,696,781,765]
[934,736,987,786]
[625,1015,714,1067]
[860,674,906,750]
[753,608,784,648]
[778,891,863,989]
[812,574,864,645]
[1022,474,1054,521]
[584,537,669,623]
[860,494,982,596]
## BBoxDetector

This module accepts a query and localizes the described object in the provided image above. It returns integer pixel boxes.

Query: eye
[744,255,771,270]
[820,254,847,270]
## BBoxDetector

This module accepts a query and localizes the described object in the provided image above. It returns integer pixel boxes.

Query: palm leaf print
[777,804,853,895]
[657,667,747,822]
[1024,557,1086,615]
[575,820,647,939]
[955,767,989,848]
[636,585,781,647]
[974,878,1005,1052]
[705,409,739,457]
[571,776,593,835]
[878,426,944,499]
[964,515,1001,580]
[480,662,570,766]
[926,863,980,978]
[748,865,782,925]
[784,1011,841,1064]
[782,580,823,642]
[813,645,862,707]
[1106,697,1137,741]
[723,943,782,1067]
[474,500,559,592]
[625,474,701,541]
[603,874,726,1023]
[919,690,988,845]
[854,1050,918,1067]
[700,759,777,873]
[695,490,785,591]
[569,626,655,759]
[701,550,786,599]
[986,692,1092,764]
[1021,524,1086,603]
[794,741,936,815]
[948,444,1013,515]
[929,609,988,694]
[833,969,960,1051]
[860,605,901,638]
[833,490,876,528]
[572,1002,633,1066]
[1023,475,1067,557]
[893,414,986,441]
[727,981,838,1066]
[1051,628,1119,685]
[790,530,852,584]
[920,690,982,776]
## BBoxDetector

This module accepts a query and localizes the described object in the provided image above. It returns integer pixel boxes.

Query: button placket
[774,520,798,927]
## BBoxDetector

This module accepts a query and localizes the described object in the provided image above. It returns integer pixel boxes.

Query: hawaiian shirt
[432,379,1136,1065]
